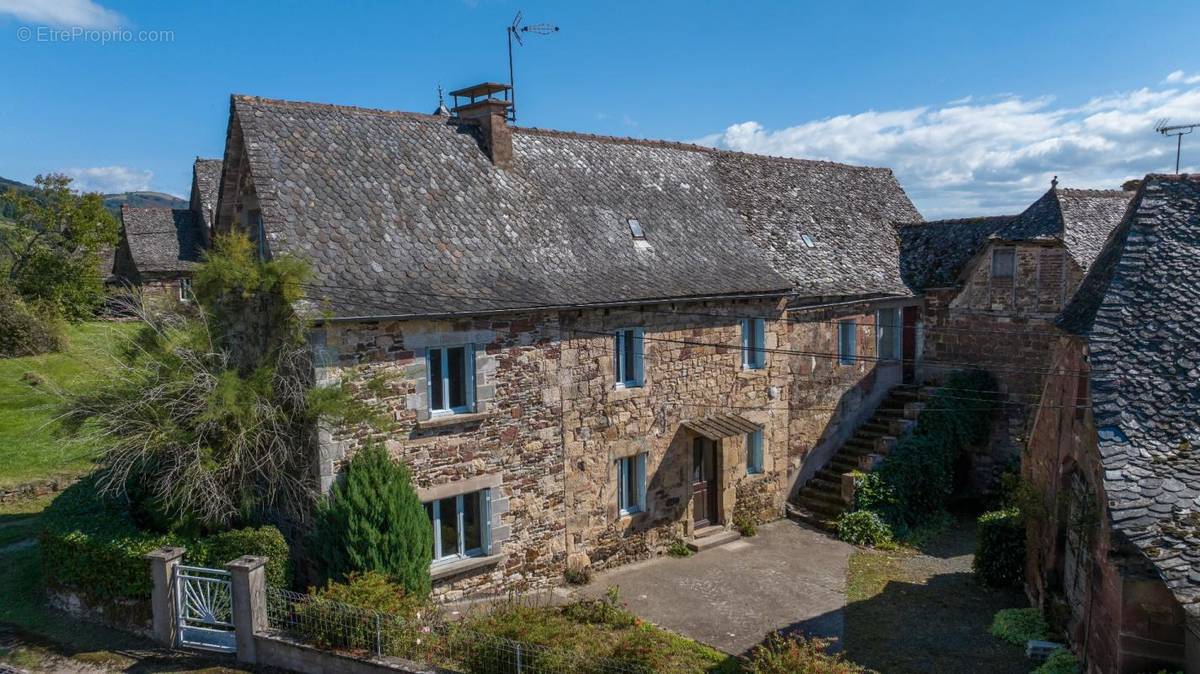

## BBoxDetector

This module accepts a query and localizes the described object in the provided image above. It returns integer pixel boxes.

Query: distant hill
[0,175,187,216]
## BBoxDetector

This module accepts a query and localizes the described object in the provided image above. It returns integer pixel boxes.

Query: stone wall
[1024,337,1189,673]
[312,312,567,601]
[557,301,792,573]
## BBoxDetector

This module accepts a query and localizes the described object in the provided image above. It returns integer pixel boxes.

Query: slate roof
[225,95,919,318]
[191,158,222,231]
[1057,174,1200,615]
[711,152,922,301]
[119,206,205,274]
[895,187,1133,291]
[896,216,1017,290]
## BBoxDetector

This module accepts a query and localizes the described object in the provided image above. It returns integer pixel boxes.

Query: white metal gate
[175,565,236,652]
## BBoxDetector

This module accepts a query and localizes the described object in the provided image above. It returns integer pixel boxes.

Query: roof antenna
[507,10,559,124]
[1156,118,1198,174]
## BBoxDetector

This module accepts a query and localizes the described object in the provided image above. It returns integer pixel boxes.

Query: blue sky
[2,0,1199,217]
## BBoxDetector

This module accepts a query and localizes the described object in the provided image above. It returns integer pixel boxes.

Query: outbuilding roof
[222,95,920,318]
[119,206,204,274]
[1057,174,1200,614]
[895,186,1133,291]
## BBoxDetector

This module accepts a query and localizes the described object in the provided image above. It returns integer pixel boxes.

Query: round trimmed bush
[836,510,893,547]
[989,607,1047,645]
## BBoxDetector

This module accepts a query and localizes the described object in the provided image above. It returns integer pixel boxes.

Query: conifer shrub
[311,444,432,596]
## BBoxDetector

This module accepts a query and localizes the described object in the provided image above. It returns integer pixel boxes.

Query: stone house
[1023,174,1200,673]
[896,183,1133,491]
[111,158,221,303]
[210,86,922,598]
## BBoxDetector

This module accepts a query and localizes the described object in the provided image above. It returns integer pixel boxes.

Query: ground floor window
[178,277,192,302]
[876,308,901,361]
[616,453,647,515]
[838,319,856,365]
[425,489,489,564]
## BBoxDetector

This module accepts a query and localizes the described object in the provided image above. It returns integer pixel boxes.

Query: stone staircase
[787,384,928,531]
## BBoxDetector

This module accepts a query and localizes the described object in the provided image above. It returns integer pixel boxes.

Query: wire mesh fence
[264,586,650,674]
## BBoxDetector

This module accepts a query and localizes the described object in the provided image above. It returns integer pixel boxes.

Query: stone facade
[311,298,914,598]
[920,241,1085,493]
[1024,337,1193,673]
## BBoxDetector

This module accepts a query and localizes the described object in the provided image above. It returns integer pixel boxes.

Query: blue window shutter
[482,488,492,553]
[636,453,647,510]
[849,324,857,364]
[741,319,750,367]
[613,332,622,383]
[633,328,645,385]
[467,343,477,410]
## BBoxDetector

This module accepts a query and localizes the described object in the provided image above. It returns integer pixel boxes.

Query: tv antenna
[1156,119,1198,174]
[507,11,559,123]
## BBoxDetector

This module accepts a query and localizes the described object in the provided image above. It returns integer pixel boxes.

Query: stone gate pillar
[145,546,186,646]
[226,555,268,664]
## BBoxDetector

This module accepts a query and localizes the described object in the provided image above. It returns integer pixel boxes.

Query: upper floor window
[746,430,764,475]
[428,345,475,415]
[614,328,644,388]
[627,218,645,240]
[876,308,901,362]
[178,277,193,303]
[249,209,266,260]
[742,318,766,369]
[838,319,856,365]
[425,489,489,564]
[992,248,1015,279]
[616,453,647,515]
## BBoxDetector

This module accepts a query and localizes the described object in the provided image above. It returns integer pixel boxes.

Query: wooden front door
[692,437,719,527]
[902,305,920,384]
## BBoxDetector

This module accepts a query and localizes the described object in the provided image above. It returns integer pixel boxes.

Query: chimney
[448,82,514,169]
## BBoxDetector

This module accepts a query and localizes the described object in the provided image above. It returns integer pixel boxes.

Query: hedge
[974,507,1025,587]
[0,283,64,357]
[41,477,291,601]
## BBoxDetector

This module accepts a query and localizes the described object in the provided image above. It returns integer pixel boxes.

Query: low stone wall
[0,476,78,504]
[46,588,153,638]
[254,633,446,674]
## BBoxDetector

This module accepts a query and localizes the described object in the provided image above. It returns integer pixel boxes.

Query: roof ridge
[1057,188,1136,197]
[895,215,1016,228]
[231,93,898,174]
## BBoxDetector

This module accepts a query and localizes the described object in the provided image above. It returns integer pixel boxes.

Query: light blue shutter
[636,453,647,511]
[466,344,477,411]
[741,319,750,368]
[849,324,857,364]
[633,328,645,385]
[482,488,492,553]
[613,332,622,384]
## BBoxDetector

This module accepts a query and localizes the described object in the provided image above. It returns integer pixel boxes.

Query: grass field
[0,321,136,489]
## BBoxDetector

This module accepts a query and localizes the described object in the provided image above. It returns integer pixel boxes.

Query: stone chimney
[449,83,514,169]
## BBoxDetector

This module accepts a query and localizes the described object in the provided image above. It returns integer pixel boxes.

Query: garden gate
[175,565,237,652]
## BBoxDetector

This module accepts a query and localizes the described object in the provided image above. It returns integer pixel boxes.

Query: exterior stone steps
[687,529,741,552]
[693,524,725,539]
[789,384,930,525]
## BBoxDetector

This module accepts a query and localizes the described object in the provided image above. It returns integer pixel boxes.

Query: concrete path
[572,519,852,656]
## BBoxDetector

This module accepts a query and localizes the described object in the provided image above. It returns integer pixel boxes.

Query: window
[425,490,489,564]
[427,345,475,415]
[876,308,901,361]
[800,234,815,248]
[249,209,266,260]
[992,248,1015,279]
[627,218,645,240]
[838,319,856,365]
[178,277,192,302]
[616,454,647,515]
[746,430,763,475]
[742,318,766,369]
[614,328,644,388]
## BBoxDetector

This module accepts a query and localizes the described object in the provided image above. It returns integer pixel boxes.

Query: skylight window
[800,234,815,248]
[627,218,645,240]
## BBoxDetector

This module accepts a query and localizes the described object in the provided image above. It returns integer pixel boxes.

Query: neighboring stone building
[111,158,221,303]
[211,86,923,598]
[1024,174,1200,673]
[897,183,1133,491]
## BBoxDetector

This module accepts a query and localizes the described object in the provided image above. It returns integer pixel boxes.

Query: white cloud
[698,75,1200,218]
[1165,70,1200,85]
[64,166,153,194]
[0,0,122,29]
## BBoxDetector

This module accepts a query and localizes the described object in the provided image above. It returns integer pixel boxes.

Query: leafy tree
[0,174,118,320]
[312,444,433,597]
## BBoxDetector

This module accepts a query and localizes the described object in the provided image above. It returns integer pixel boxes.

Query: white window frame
[178,277,192,302]
[616,453,647,516]
[428,489,491,565]
[742,318,766,370]
[613,328,645,388]
[876,308,901,362]
[838,319,856,366]
[746,430,764,475]
[426,344,476,416]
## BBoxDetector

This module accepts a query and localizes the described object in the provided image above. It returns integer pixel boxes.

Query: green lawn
[0,321,136,489]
